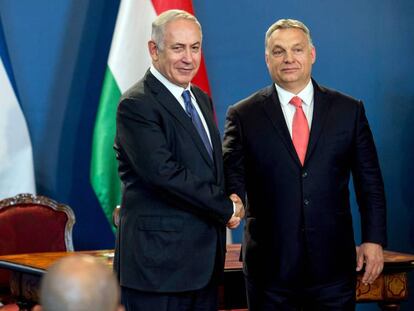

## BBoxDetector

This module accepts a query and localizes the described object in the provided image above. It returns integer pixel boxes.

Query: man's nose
[182,48,192,62]
[283,50,294,63]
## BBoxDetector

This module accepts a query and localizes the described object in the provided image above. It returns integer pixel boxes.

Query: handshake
[227,193,245,229]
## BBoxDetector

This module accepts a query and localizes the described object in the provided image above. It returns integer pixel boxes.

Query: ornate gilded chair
[0,193,75,309]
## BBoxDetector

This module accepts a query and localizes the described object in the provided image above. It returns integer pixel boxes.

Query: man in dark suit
[222,18,386,310]
[114,9,243,311]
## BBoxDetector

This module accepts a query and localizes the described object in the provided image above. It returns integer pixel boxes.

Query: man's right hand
[226,194,245,229]
[230,193,245,218]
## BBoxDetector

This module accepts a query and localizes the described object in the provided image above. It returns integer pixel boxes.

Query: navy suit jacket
[114,70,233,292]
[222,80,387,286]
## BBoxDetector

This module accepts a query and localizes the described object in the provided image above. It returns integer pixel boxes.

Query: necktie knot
[182,90,191,104]
[290,96,303,108]
[182,90,193,118]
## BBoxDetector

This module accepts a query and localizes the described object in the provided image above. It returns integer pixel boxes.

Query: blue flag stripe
[0,17,19,100]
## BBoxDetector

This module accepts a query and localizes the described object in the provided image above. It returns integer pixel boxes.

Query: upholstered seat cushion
[0,204,68,254]
[0,193,75,298]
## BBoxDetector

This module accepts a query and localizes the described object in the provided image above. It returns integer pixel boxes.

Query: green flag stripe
[91,67,122,232]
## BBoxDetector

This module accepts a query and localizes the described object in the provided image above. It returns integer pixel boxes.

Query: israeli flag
[0,19,35,198]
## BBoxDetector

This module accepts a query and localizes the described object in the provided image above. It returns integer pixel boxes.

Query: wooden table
[1,245,414,310]
[0,250,114,310]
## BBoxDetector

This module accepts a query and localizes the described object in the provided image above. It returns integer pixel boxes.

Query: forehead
[164,19,201,42]
[268,28,308,47]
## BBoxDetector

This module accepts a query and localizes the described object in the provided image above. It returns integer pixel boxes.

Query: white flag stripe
[0,58,35,198]
[108,0,156,93]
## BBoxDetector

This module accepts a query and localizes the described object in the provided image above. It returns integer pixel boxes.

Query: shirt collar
[274,79,314,107]
[150,65,193,101]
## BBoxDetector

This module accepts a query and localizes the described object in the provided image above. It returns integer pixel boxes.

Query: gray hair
[265,19,313,50]
[151,9,202,51]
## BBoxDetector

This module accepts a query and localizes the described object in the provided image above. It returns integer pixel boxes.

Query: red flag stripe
[151,0,194,13]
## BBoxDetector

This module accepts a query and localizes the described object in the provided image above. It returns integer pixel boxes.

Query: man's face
[265,28,316,94]
[149,19,202,88]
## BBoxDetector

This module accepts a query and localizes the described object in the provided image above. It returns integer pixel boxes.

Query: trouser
[245,275,356,311]
[121,280,218,311]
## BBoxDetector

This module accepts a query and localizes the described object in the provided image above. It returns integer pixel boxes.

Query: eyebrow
[271,42,305,49]
[170,41,201,47]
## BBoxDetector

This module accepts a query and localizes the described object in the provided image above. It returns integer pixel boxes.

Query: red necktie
[290,96,309,165]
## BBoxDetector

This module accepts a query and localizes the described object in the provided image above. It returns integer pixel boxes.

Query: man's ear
[148,40,159,62]
[32,305,42,311]
[117,305,125,311]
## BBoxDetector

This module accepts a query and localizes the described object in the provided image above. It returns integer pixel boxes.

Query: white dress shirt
[150,66,212,146]
[275,80,314,137]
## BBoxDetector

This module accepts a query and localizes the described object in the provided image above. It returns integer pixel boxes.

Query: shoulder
[120,69,168,104]
[116,78,159,121]
[121,82,142,102]
[191,84,214,112]
[316,81,362,106]
[191,84,209,100]
[118,73,159,111]
[313,81,366,119]
[230,85,275,113]
[191,85,211,102]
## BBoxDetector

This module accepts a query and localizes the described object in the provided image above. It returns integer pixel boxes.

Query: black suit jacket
[114,70,233,292]
[222,80,387,286]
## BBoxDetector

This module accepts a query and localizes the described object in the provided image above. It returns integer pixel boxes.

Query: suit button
[304,199,310,206]
[302,171,308,178]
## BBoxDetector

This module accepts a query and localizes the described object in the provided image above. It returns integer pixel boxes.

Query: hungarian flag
[0,18,36,199]
[90,0,211,229]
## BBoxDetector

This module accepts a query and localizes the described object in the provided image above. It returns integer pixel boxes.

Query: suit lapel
[262,81,332,166]
[262,85,301,165]
[304,81,331,163]
[192,87,222,181]
[145,72,214,170]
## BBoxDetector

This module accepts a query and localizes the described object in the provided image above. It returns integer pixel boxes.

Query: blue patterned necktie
[182,90,213,160]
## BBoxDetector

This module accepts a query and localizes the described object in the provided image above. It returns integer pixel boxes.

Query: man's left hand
[226,216,241,229]
[356,242,384,285]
